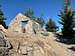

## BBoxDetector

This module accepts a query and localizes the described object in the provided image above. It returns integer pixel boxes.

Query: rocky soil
[0,31,75,56]
[3,32,75,56]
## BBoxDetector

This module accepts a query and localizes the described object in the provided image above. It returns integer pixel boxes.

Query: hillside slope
[5,32,75,56]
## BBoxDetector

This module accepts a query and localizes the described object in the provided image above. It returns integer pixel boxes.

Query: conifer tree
[59,10,74,37]
[45,18,57,32]
[35,14,45,27]
[0,5,8,29]
[59,0,75,37]
[24,8,34,18]
[36,17,45,27]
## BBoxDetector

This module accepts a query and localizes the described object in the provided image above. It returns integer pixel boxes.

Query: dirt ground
[5,32,75,56]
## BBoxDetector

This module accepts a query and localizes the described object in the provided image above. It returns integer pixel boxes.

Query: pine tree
[59,10,74,37]
[59,0,75,37]
[36,17,45,27]
[0,5,8,29]
[24,8,34,18]
[45,18,58,32]
[35,14,45,27]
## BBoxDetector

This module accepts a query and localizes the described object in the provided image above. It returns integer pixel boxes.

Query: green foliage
[64,0,71,13]
[72,10,75,28]
[58,0,75,37]
[45,18,58,32]
[24,8,34,18]
[0,5,8,29]
[35,13,45,27]
[35,16,45,27]
[59,9,75,37]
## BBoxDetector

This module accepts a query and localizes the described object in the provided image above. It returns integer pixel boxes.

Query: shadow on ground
[55,33,75,52]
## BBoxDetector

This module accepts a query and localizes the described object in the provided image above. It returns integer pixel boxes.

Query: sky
[0,0,75,31]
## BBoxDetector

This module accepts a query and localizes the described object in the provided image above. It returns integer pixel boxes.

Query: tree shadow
[68,46,75,51]
[55,33,75,45]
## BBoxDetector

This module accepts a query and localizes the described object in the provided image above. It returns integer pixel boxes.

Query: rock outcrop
[0,30,11,56]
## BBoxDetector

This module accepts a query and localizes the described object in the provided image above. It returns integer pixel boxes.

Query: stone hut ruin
[8,13,42,34]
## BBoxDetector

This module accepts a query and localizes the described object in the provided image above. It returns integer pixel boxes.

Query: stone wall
[8,13,42,34]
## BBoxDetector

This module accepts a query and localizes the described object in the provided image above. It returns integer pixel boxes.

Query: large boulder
[0,31,11,56]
